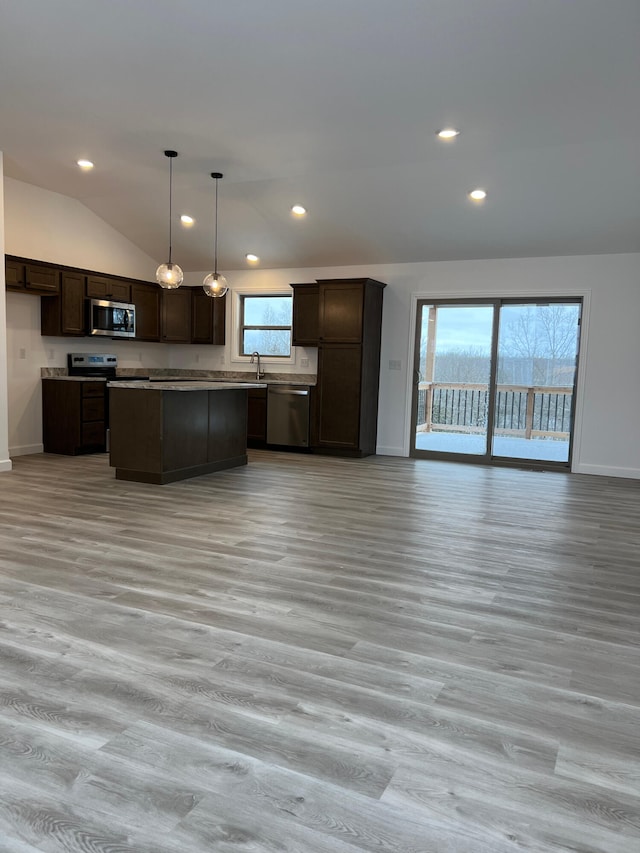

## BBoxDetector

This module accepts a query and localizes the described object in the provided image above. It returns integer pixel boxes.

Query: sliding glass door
[492,302,581,463]
[411,298,581,468]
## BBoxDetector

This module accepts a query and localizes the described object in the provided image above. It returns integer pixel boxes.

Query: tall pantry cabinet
[291,277,386,457]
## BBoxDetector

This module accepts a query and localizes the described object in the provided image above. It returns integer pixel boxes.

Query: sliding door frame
[408,294,584,472]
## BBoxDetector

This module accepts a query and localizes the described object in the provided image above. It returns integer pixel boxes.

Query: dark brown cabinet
[8,254,225,348]
[131,282,161,341]
[247,388,267,446]
[161,288,192,343]
[317,344,363,449]
[192,289,226,345]
[42,379,106,455]
[41,272,86,336]
[5,258,25,291]
[5,257,60,295]
[291,277,385,457]
[291,283,319,346]
[318,280,365,343]
[86,275,131,302]
[26,262,60,294]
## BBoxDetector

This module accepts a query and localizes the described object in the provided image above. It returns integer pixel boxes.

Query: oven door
[88,299,136,338]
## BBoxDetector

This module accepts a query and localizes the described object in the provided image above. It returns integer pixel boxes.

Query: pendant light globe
[156,150,184,289]
[203,272,228,298]
[156,262,184,289]
[203,172,228,298]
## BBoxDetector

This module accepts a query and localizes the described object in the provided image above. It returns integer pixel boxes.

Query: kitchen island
[108,381,266,484]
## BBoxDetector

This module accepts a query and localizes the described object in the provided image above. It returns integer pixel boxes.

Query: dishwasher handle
[269,388,309,396]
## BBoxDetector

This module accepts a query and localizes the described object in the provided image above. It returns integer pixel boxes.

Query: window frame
[230,286,297,365]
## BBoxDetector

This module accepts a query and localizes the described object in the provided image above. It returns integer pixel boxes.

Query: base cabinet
[109,387,249,484]
[42,380,106,455]
[247,388,267,446]
[316,344,363,449]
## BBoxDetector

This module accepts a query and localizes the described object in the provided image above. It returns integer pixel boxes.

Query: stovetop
[67,352,149,381]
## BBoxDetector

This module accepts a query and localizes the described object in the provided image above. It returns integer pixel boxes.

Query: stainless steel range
[67,352,118,379]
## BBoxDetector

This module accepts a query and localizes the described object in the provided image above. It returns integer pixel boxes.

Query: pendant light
[156,150,184,289]
[203,172,229,298]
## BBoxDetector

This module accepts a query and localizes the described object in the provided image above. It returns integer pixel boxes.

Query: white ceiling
[1,0,639,272]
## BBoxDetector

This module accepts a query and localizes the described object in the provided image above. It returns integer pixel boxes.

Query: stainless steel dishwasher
[266,385,310,447]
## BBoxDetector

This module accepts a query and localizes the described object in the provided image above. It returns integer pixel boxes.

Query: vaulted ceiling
[1,0,639,271]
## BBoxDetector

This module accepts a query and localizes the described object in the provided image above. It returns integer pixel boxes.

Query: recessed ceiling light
[468,189,487,201]
[291,205,306,216]
[180,215,195,226]
[245,253,259,263]
[437,128,460,140]
[76,159,94,170]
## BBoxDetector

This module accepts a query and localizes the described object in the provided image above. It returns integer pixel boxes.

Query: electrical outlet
[48,349,54,360]
[300,357,309,368]
[19,348,26,359]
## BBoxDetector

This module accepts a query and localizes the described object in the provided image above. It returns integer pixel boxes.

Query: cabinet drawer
[82,421,106,446]
[82,382,105,397]
[82,397,105,422]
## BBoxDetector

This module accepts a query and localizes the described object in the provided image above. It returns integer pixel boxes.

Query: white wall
[3,177,640,478]
[3,178,170,455]
[179,256,640,479]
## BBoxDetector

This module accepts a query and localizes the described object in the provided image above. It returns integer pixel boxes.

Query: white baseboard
[376,445,407,457]
[0,458,12,472]
[573,462,640,480]
[9,443,44,458]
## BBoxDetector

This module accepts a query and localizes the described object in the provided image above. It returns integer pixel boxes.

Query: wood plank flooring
[0,450,639,852]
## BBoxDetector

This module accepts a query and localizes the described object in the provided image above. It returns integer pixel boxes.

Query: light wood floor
[0,450,639,852]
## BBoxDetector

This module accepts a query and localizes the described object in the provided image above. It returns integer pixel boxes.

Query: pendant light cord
[214,175,219,277]
[168,155,174,266]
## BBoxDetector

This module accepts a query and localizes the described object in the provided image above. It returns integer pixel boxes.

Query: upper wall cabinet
[6,257,60,295]
[192,288,226,345]
[41,272,86,337]
[8,253,224,347]
[291,283,319,346]
[317,279,366,343]
[86,275,131,302]
[131,281,161,342]
[161,287,192,343]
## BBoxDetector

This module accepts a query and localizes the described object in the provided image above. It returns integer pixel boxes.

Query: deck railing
[417,383,573,439]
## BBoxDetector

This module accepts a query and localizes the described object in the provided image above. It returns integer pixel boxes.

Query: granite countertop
[147,376,313,386]
[42,370,316,386]
[107,380,268,391]
[43,375,109,382]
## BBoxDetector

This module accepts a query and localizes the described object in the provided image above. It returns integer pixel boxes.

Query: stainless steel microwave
[87,299,136,339]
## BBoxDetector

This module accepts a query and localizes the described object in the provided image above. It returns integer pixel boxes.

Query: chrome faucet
[250,351,265,379]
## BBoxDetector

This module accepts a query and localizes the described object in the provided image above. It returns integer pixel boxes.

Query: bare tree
[433,347,490,383]
[498,305,579,385]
